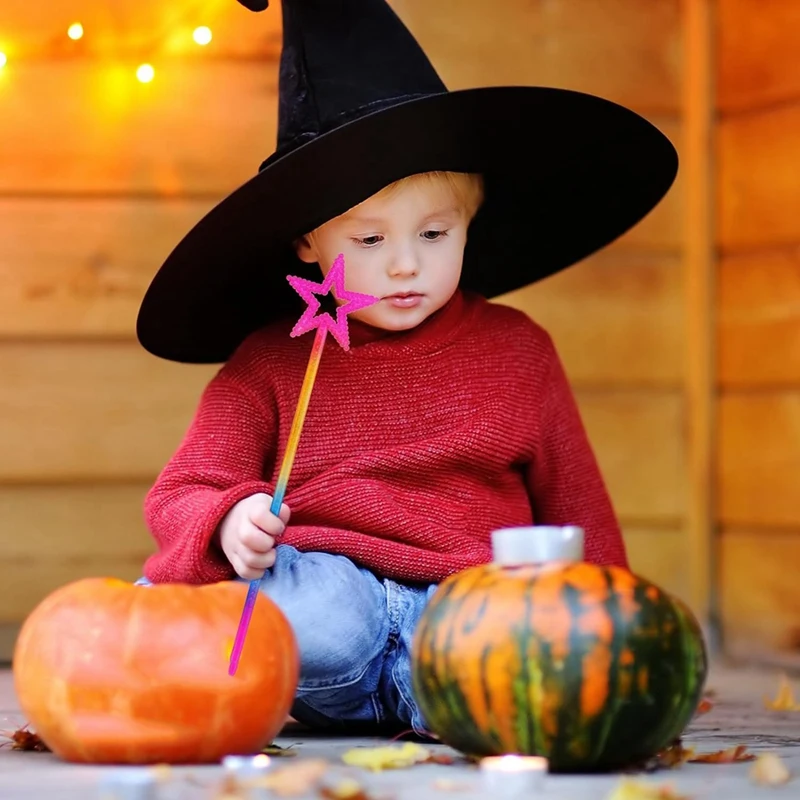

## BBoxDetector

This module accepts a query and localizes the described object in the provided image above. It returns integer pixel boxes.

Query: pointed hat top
[240,0,448,167]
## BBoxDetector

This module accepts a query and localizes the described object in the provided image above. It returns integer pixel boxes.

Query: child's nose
[388,246,419,278]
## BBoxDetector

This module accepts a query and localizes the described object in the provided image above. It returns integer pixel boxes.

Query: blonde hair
[371,170,485,221]
[303,171,484,248]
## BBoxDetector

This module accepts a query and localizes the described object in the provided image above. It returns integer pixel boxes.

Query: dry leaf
[341,742,432,771]
[656,740,694,769]
[750,753,792,786]
[250,759,330,796]
[689,745,755,764]
[764,674,800,712]
[261,742,299,757]
[606,778,691,800]
[149,763,173,782]
[0,725,51,752]
[426,752,457,765]
[431,778,473,792]
[215,774,248,799]
[319,778,374,799]
[695,698,713,715]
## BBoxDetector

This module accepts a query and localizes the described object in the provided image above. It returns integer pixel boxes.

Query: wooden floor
[1,663,798,799]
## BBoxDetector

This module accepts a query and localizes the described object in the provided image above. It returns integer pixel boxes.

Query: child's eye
[353,235,384,247]
[421,229,448,241]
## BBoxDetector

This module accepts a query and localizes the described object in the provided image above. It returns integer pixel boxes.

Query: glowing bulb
[136,64,155,83]
[193,26,212,46]
[68,23,84,41]
[0,53,6,69]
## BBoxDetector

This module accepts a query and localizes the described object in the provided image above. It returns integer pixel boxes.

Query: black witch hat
[136,0,678,364]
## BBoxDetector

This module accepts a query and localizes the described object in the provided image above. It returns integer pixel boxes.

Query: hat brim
[136,86,677,363]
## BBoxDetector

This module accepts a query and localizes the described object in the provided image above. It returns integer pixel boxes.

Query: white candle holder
[479,754,548,795]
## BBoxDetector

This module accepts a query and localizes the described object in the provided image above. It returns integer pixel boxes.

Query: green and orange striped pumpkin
[410,560,707,772]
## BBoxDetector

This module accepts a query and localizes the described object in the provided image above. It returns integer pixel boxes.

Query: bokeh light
[136,63,155,83]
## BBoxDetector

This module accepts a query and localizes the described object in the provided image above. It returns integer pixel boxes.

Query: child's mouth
[385,292,423,309]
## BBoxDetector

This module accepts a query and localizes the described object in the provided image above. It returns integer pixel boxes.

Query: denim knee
[254,545,391,690]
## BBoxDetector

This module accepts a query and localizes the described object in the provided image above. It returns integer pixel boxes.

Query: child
[135,0,678,736]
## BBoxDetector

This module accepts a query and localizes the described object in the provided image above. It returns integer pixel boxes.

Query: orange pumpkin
[13,577,299,764]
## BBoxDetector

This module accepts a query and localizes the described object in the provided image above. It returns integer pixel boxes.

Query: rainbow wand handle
[227,253,378,676]
[229,327,327,676]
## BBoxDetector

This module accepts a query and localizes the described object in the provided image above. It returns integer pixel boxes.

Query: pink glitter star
[286,254,379,350]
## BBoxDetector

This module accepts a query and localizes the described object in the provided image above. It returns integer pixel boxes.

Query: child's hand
[216,493,291,580]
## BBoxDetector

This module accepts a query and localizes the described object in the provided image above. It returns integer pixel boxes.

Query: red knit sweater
[142,290,627,584]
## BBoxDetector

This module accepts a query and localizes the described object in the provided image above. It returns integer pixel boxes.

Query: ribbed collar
[344,289,481,355]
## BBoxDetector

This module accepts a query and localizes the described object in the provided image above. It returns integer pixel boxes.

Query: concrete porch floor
[1,663,798,799]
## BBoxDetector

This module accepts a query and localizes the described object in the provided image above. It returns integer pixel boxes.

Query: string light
[193,26,213,46]
[0,11,255,84]
[136,63,155,83]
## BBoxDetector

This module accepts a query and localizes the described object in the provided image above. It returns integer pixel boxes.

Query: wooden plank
[718,393,800,528]
[2,0,680,114]
[0,62,277,196]
[0,483,154,560]
[393,0,681,113]
[0,483,154,623]
[681,0,714,630]
[0,61,682,197]
[720,531,800,668]
[717,0,800,113]
[624,526,691,606]
[0,344,685,526]
[0,342,216,482]
[578,390,686,524]
[717,103,800,251]
[0,184,681,339]
[0,198,214,336]
[718,248,800,387]
[497,253,684,388]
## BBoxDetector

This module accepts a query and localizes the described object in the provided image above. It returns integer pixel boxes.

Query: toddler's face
[296,178,469,331]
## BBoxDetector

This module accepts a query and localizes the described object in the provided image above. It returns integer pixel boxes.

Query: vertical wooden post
[682,0,716,640]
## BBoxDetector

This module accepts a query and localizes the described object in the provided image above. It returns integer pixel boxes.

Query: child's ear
[294,236,317,264]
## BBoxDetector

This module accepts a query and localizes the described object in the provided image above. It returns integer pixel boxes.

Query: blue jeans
[138,545,437,735]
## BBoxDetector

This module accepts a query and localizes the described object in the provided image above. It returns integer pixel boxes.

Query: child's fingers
[235,546,277,578]
[248,504,287,536]
[240,524,275,554]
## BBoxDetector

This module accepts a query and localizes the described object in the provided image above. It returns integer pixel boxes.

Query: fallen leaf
[606,778,691,800]
[750,753,792,786]
[319,778,374,799]
[341,742,432,771]
[426,752,457,765]
[250,759,330,797]
[659,740,694,768]
[695,698,714,715]
[688,745,755,764]
[764,674,800,712]
[431,778,473,792]
[0,725,51,752]
[214,774,248,799]
[261,742,299,757]
[149,763,173,782]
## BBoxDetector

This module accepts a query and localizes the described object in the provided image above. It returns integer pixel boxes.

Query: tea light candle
[479,754,548,794]
[222,753,272,777]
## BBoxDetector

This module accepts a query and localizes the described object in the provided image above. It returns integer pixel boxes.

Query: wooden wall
[715,0,800,667]
[0,0,693,654]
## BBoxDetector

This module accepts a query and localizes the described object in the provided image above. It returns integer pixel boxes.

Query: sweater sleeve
[525,340,629,569]
[141,375,277,584]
